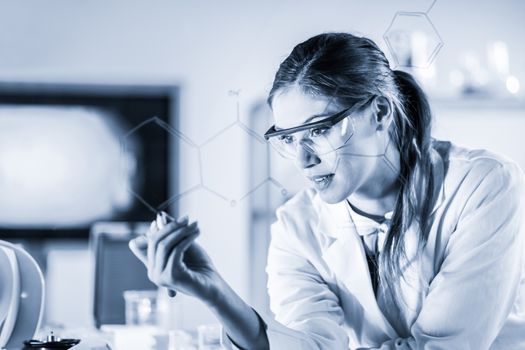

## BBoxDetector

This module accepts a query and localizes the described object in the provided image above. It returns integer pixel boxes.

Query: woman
[130,33,525,349]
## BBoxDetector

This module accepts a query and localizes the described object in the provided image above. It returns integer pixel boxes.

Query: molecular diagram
[121,1,445,214]
[383,0,443,69]
[120,90,287,214]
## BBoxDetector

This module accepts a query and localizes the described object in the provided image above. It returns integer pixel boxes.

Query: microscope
[0,240,109,350]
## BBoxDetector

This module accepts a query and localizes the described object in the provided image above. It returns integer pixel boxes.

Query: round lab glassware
[123,290,158,326]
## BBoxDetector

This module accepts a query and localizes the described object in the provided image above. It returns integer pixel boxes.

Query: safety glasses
[264,97,373,159]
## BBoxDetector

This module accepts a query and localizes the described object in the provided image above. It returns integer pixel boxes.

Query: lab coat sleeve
[362,162,525,350]
[221,208,349,350]
[262,208,350,349]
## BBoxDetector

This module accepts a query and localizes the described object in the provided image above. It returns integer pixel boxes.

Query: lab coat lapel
[311,144,446,340]
[317,200,398,339]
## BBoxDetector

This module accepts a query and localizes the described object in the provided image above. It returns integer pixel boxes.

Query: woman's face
[271,86,397,204]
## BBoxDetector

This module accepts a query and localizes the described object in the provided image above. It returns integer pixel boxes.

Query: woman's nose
[295,144,320,169]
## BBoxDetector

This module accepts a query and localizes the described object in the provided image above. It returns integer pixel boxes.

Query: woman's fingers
[157,212,177,298]
[164,228,200,279]
[160,211,169,225]
[148,219,178,268]
[131,213,200,300]
[132,235,148,249]
[147,215,190,263]
[129,236,148,265]
[156,213,166,229]
[147,220,157,237]
[149,217,189,250]
[173,228,200,266]
[154,222,198,272]
[130,219,158,266]
[146,220,160,268]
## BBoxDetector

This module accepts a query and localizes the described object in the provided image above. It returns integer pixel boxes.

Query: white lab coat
[224,141,525,349]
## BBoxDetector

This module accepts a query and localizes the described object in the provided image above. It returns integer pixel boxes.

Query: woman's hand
[129,213,221,303]
[130,212,269,349]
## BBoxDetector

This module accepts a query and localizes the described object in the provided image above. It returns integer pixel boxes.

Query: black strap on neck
[347,200,386,224]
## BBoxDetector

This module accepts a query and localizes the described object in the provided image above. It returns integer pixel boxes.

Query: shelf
[429,96,525,109]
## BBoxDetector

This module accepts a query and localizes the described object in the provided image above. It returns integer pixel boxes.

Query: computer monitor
[0,83,178,239]
[91,221,156,328]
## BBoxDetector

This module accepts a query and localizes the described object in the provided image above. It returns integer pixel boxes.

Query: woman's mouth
[309,174,334,190]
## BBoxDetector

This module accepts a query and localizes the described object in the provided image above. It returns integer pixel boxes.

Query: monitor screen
[0,84,177,239]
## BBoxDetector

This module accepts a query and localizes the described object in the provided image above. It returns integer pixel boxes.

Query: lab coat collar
[315,194,398,339]
[319,205,399,340]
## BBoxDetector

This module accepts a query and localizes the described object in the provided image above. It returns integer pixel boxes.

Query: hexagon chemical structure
[198,91,286,205]
[228,89,266,144]
[230,91,286,203]
[426,0,437,13]
[117,3,444,212]
[211,91,285,204]
[242,96,288,204]
[158,135,201,212]
[121,116,201,214]
[384,10,443,69]
[120,90,289,212]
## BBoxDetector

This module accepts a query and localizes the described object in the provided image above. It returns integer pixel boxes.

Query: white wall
[0,0,524,331]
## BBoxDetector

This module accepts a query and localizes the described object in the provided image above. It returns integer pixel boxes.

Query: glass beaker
[197,323,224,350]
[123,290,158,326]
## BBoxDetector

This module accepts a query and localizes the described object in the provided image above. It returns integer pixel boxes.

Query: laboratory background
[0,0,524,349]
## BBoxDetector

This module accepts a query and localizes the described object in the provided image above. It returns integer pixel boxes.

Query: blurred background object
[0,84,177,240]
[91,222,157,328]
[0,1,523,347]
[0,240,44,349]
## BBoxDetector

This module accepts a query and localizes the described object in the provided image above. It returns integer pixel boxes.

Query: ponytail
[392,69,434,237]
[393,70,433,154]
[377,70,434,333]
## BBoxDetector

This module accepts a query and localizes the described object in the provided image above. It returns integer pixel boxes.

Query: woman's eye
[309,127,329,138]
[278,134,295,144]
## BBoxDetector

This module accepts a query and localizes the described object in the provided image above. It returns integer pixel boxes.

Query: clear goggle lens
[268,116,356,159]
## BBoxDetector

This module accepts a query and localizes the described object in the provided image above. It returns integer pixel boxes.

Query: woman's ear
[372,96,393,131]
